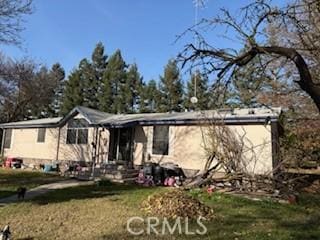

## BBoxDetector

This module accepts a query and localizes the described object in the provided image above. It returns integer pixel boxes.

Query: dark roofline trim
[0,123,100,129]
[102,116,279,128]
[0,108,279,129]
[0,123,59,129]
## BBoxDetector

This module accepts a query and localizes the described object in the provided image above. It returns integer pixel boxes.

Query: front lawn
[0,180,319,240]
[0,168,65,198]
[191,189,320,240]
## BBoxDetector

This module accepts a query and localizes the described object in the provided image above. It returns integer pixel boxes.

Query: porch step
[63,165,140,183]
[103,170,139,180]
[103,161,132,170]
[103,168,139,175]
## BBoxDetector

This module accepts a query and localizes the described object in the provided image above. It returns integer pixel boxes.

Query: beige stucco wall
[133,124,273,175]
[3,114,273,175]
[57,125,94,162]
[3,127,58,162]
[4,126,109,163]
[3,113,111,164]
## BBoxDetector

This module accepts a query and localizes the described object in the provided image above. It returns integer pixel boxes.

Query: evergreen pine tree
[99,50,127,113]
[158,60,183,112]
[207,83,233,109]
[91,42,107,110]
[61,69,84,115]
[47,63,65,116]
[229,58,271,107]
[125,63,143,113]
[184,71,210,111]
[79,58,98,108]
[139,79,159,113]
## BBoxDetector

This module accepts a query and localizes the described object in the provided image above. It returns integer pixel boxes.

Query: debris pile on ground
[141,190,214,220]
[302,179,320,194]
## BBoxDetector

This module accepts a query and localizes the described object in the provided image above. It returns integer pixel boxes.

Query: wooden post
[116,128,120,161]
[130,127,135,168]
[55,127,61,162]
[91,127,99,178]
[1,129,5,158]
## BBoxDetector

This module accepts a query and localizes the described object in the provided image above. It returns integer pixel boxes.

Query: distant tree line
[1,42,237,123]
[60,42,225,115]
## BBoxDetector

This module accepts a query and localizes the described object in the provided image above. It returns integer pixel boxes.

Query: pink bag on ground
[167,177,176,186]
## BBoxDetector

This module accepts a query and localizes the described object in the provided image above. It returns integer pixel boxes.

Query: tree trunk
[252,46,320,112]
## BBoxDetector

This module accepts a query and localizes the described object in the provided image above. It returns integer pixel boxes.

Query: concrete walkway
[0,180,94,206]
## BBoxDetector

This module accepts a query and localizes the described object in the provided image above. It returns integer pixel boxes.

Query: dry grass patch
[1,180,320,240]
[0,184,162,240]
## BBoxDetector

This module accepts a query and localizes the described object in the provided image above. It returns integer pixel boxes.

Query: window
[4,129,12,149]
[77,129,88,144]
[66,119,88,145]
[66,129,77,144]
[152,126,169,155]
[37,128,46,143]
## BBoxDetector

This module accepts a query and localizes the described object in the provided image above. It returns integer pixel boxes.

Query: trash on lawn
[136,162,185,187]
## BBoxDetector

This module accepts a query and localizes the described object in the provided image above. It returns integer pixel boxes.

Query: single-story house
[0,106,282,175]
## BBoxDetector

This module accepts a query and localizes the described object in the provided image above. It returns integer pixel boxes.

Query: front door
[108,128,133,162]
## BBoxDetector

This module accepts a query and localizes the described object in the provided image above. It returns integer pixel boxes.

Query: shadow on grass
[0,190,17,199]
[0,169,65,200]
[30,182,160,206]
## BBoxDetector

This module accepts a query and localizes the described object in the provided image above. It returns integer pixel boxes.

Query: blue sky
[1,0,286,82]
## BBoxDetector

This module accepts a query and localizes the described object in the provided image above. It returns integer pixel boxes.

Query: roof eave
[0,123,60,129]
[101,116,279,128]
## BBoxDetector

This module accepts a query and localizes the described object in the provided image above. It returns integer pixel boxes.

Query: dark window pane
[37,128,46,142]
[152,126,169,155]
[77,129,88,144]
[68,118,89,128]
[4,129,12,149]
[66,129,77,144]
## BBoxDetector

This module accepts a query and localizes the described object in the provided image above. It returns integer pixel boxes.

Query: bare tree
[201,122,255,176]
[0,53,60,122]
[0,54,36,122]
[0,0,33,46]
[178,0,320,112]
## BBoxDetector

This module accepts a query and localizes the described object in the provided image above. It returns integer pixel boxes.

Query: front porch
[67,126,139,182]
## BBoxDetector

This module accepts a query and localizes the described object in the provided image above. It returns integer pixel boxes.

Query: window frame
[66,119,89,145]
[77,128,89,144]
[37,128,46,143]
[3,129,12,149]
[66,129,77,144]
[152,125,169,156]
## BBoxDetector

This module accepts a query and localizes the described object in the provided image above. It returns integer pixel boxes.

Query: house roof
[0,106,282,129]
[0,117,62,128]
[0,106,111,129]
[98,107,282,127]
[58,106,113,126]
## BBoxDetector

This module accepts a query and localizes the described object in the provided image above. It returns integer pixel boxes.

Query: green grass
[0,168,65,198]
[0,170,319,239]
[189,188,320,240]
